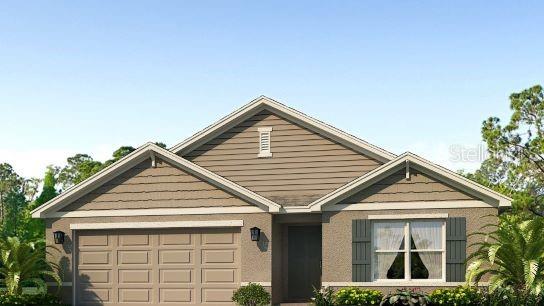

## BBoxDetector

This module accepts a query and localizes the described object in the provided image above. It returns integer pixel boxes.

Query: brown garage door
[75,228,240,305]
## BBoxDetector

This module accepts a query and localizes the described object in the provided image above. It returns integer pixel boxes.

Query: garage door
[75,228,240,305]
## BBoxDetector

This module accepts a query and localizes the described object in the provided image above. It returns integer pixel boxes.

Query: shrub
[428,287,483,306]
[466,216,544,295]
[0,237,62,295]
[334,287,383,305]
[232,283,271,306]
[312,286,334,306]
[0,293,66,306]
[482,287,543,306]
[380,289,429,306]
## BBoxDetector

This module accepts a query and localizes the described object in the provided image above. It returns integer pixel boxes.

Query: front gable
[32,143,280,218]
[342,168,477,204]
[310,152,512,211]
[184,108,383,206]
[60,158,253,212]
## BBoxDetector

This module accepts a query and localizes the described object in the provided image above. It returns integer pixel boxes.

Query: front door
[287,225,322,301]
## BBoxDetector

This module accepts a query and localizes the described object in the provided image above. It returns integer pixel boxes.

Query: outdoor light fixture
[53,231,65,245]
[250,227,261,242]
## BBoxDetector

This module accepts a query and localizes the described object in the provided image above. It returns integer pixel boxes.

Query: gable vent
[258,127,273,158]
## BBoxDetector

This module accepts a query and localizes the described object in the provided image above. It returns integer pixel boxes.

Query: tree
[155,142,167,149]
[57,154,102,190]
[103,146,136,167]
[34,166,59,208]
[481,85,544,215]
[57,142,166,190]
[0,163,23,221]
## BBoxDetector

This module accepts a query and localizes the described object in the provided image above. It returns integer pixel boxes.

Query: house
[32,96,511,306]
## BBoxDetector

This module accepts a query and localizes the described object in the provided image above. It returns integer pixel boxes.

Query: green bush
[232,283,271,306]
[428,287,483,306]
[334,287,383,305]
[482,287,543,306]
[312,286,334,306]
[0,293,66,306]
[380,289,429,306]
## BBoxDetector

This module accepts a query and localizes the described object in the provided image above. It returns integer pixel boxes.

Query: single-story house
[33,96,511,305]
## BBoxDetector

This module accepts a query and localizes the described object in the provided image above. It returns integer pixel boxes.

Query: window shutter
[352,219,371,281]
[446,217,466,282]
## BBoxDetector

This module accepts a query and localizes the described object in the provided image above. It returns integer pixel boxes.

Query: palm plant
[466,215,544,296]
[0,236,62,295]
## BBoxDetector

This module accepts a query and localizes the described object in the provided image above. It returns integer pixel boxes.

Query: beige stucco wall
[321,207,498,284]
[46,213,272,304]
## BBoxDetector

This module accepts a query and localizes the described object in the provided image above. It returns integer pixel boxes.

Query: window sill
[321,281,486,287]
[257,152,273,158]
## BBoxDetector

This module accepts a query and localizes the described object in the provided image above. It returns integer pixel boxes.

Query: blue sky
[1,1,542,178]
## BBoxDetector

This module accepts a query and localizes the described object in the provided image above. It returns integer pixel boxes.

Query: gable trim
[309,152,512,211]
[31,143,281,218]
[169,96,396,162]
[327,200,495,211]
[70,220,244,230]
[42,206,265,218]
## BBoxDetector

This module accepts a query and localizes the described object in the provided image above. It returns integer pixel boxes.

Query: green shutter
[446,217,466,282]
[352,219,371,281]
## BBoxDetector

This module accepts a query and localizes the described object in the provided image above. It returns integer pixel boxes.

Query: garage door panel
[118,250,151,265]
[202,249,236,264]
[159,249,193,264]
[160,269,192,284]
[119,288,151,303]
[79,269,111,284]
[119,234,151,246]
[202,232,235,245]
[160,288,194,303]
[79,287,111,303]
[77,228,239,306]
[79,251,111,265]
[202,288,236,303]
[79,235,110,247]
[202,269,236,283]
[160,233,193,246]
[118,269,151,284]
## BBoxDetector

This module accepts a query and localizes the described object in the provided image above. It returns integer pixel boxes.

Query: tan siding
[184,110,383,206]
[343,169,477,204]
[61,159,251,212]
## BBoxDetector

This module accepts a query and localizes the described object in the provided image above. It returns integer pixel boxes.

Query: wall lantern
[250,227,261,242]
[53,231,65,245]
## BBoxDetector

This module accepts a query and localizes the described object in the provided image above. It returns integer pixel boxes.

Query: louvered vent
[258,127,273,158]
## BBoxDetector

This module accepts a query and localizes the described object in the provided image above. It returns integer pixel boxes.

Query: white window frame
[258,127,273,158]
[371,219,446,283]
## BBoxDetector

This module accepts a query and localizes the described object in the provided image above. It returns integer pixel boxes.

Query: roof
[31,143,281,218]
[170,96,397,163]
[308,152,512,211]
[32,97,512,218]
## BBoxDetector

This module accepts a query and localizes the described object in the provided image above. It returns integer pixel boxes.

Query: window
[372,220,445,281]
[258,127,273,157]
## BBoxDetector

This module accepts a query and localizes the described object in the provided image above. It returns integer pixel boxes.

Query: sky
[0,1,543,179]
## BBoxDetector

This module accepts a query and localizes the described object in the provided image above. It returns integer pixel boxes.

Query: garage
[75,227,240,305]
